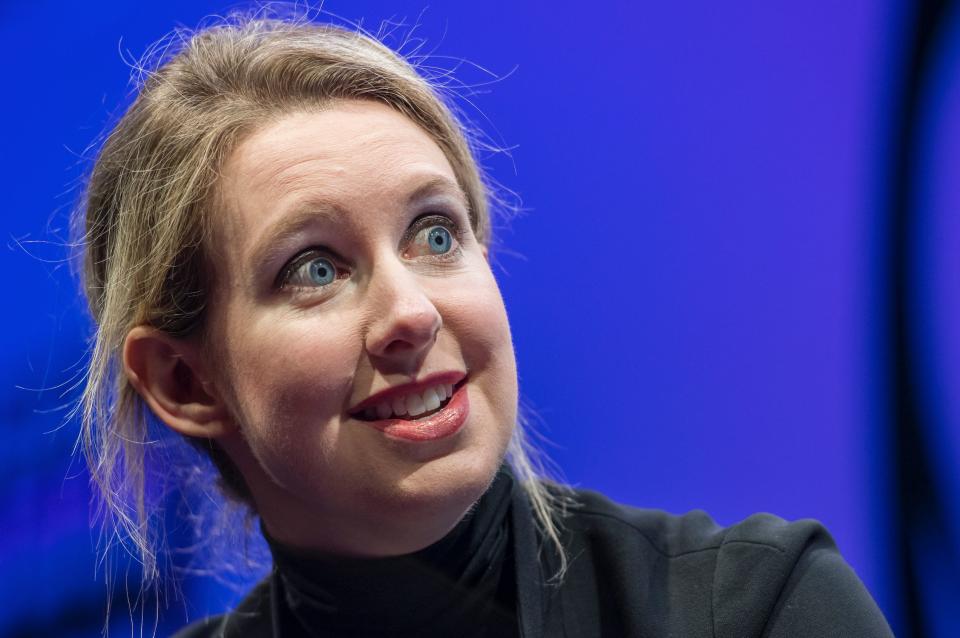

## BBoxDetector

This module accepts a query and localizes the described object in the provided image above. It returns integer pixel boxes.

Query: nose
[364,263,442,367]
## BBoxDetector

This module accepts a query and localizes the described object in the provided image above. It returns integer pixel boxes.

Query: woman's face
[206,101,517,556]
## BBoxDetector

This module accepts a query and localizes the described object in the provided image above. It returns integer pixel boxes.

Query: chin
[374,446,505,518]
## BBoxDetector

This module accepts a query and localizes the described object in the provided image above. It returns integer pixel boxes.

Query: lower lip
[361,383,470,441]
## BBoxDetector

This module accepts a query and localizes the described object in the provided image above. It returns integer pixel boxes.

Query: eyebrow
[404,175,470,209]
[248,204,342,280]
[247,175,470,280]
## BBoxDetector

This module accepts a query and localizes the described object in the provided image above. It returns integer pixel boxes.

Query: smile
[356,382,456,421]
[348,371,468,422]
[348,373,471,442]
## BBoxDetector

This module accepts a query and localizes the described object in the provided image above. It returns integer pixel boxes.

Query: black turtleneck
[263,466,520,638]
[177,463,894,637]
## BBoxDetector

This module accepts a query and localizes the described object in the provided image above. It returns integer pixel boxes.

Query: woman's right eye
[281,254,339,290]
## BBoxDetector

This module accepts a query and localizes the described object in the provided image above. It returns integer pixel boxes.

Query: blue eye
[287,255,337,288]
[307,257,336,284]
[426,226,452,254]
[404,217,461,259]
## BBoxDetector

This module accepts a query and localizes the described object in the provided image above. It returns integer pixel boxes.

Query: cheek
[441,266,518,411]
[218,310,363,451]
[448,267,514,362]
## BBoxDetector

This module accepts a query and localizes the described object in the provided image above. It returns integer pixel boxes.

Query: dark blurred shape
[888,1,960,637]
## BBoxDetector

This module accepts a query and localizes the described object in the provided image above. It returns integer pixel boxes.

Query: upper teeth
[364,383,455,420]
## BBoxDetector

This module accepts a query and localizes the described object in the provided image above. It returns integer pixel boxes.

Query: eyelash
[401,214,464,260]
[277,213,465,292]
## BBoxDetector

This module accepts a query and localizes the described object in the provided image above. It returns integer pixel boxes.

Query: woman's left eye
[280,253,342,290]
[406,223,459,258]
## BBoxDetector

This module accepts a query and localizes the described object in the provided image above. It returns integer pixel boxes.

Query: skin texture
[191,101,519,557]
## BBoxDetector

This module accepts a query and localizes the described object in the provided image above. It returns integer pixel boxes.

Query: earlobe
[123,326,235,440]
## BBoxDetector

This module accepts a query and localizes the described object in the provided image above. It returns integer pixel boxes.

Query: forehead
[216,101,459,248]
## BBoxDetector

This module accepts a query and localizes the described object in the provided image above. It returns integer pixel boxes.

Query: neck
[259,496,472,557]
[261,466,518,636]
[248,467,501,558]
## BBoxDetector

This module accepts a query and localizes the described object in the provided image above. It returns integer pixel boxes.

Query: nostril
[369,314,441,356]
[383,339,415,356]
[364,288,442,359]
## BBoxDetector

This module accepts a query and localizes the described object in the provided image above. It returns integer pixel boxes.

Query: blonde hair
[76,11,572,598]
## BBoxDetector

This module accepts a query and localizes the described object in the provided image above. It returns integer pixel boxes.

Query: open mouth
[351,378,467,422]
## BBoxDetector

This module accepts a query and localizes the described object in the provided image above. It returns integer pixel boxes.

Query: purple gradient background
[2,1,955,635]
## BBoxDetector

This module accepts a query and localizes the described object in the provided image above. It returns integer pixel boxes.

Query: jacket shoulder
[564,486,811,557]
[172,615,227,638]
[172,577,274,638]
[569,486,834,549]
[560,487,892,637]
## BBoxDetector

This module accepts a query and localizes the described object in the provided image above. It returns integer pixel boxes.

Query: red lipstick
[348,370,466,416]
[355,380,470,442]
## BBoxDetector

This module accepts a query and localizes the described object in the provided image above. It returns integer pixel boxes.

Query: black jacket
[176,472,893,637]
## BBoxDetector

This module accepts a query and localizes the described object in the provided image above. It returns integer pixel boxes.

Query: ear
[123,325,235,440]
[482,244,489,262]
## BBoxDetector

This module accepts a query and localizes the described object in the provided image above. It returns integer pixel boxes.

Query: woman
[78,14,893,637]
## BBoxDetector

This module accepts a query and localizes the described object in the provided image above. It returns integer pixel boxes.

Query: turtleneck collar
[263,465,518,637]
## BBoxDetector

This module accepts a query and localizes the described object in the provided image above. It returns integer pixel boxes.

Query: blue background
[1,1,957,636]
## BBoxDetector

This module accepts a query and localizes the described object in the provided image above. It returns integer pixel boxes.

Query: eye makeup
[276,247,349,291]
[266,188,472,296]
[401,213,466,259]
